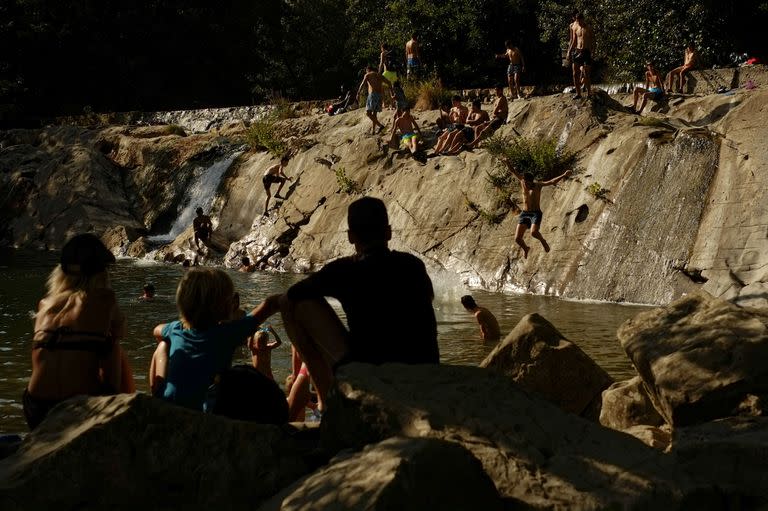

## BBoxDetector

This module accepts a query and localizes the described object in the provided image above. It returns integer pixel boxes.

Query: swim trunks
[400,132,418,147]
[518,210,543,226]
[507,63,522,76]
[446,123,464,132]
[461,126,475,140]
[366,92,382,113]
[572,49,593,66]
[649,87,664,100]
[489,117,505,130]
[407,57,420,75]
[262,174,285,187]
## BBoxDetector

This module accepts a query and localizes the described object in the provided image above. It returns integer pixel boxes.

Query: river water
[0,249,649,434]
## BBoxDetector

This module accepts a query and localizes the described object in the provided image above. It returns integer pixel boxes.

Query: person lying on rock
[505,162,572,258]
[24,233,136,430]
[273,197,439,406]
[460,295,501,342]
[262,154,292,215]
[149,267,281,412]
[193,207,213,249]
[467,86,508,149]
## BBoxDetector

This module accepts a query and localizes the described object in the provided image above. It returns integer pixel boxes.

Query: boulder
[257,437,502,511]
[600,376,665,430]
[618,292,768,427]
[480,313,614,419]
[321,363,706,510]
[126,236,149,258]
[622,425,672,451]
[671,416,768,503]
[0,394,318,511]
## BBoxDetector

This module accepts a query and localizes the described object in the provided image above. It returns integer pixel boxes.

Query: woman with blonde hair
[24,233,135,429]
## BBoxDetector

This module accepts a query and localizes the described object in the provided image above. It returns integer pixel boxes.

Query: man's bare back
[394,112,419,134]
[475,307,501,341]
[363,71,387,95]
[406,38,420,60]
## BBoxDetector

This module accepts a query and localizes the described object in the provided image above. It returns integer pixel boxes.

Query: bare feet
[522,244,530,259]
[540,238,550,253]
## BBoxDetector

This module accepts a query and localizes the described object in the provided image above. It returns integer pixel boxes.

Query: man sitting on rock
[461,295,501,341]
[192,208,212,249]
[273,197,439,405]
[467,86,508,149]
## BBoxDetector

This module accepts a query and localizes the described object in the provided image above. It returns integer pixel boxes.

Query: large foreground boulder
[0,394,318,511]
[600,376,665,430]
[321,363,709,510]
[671,416,768,504]
[258,437,502,511]
[480,313,614,419]
[618,291,768,427]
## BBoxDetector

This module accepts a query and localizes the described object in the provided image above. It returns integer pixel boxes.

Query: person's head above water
[347,196,391,250]
[196,207,204,216]
[143,283,155,297]
[176,267,234,330]
[460,295,478,310]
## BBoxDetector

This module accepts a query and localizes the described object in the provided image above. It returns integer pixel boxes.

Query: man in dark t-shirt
[277,197,439,405]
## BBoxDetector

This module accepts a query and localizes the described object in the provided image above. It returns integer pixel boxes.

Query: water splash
[148,151,242,243]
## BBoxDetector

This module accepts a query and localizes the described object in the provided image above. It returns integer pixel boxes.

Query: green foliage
[586,182,611,202]
[334,166,361,194]
[245,117,286,157]
[269,94,299,120]
[484,135,576,181]
[402,75,453,110]
[164,125,187,137]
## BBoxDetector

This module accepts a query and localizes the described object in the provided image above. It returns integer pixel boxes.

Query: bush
[484,135,577,181]
[402,75,454,111]
[586,182,611,202]
[245,117,286,157]
[335,166,361,194]
[269,94,299,120]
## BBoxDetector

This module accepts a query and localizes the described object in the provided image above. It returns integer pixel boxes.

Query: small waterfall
[148,150,242,243]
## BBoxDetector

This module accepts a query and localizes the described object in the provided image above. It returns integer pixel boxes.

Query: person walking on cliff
[357,65,391,135]
[495,40,526,99]
[505,161,572,258]
[262,154,292,215]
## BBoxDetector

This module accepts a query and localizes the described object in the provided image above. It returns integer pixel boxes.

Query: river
[0,248,649,434]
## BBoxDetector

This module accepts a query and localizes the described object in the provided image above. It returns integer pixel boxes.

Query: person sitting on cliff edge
[268,197,439,406]
[505,161,572,259]
[193,207,213,249]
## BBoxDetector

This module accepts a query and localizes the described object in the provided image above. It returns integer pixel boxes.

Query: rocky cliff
[1,68,766,306]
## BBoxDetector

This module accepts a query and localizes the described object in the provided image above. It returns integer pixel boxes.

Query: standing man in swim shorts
[262,154,291,215]
[357,65,391,135]
[405,33,421,80]
[568,12,595,99]
[631,61,665,114]
[504,160,572,258]
[495,40,526,99]
[193,207,213,249]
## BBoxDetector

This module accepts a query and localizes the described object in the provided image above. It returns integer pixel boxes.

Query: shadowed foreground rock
[600,376,665,430]
[321,363,710,510]
[0,394,318,511]
[618,291,768,427]
[258,437,502,511]
[480,313,613,420]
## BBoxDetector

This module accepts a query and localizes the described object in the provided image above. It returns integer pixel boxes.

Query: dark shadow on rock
[693,101,742,127]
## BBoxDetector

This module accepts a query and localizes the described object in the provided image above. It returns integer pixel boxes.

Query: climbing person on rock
[262,154,291,215]
[461,295,501,342]
[356,65,391,135]
[667,43,697,94]
[193,207,213,249]
[269,197,439,405]
[631,62,665,114]
[495,40,525,99]
[505,161,572,258]
[567,12,595,99]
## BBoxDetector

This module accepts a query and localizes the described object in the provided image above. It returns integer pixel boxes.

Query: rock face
[480,313,613,419]
[321,363,700,510]
[0,394,317,511]
[2,68,768,305]
[618,291,768,427]
[258,437,503,511]
[600,376,665,430]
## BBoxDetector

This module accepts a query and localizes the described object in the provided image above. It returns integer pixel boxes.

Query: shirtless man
[505,161,572,258]
[405,33,421,80]
[430,95,469,155]
[567,11,583,93]
[444,99,489,155]
[568,13,595,99]
[632,62,664,114]
[667,44,697,93]
[390,106,423,159]
[467,86,508,148]
[262,155,291,215]
[357,65,391,134]
[496,41,526,99]
[460,295,501,342]
[192,208,213,249]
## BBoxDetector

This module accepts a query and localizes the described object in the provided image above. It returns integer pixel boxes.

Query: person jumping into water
[504,161,572,258]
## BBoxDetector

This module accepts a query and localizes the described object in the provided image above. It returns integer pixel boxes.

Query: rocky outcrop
[257,437,503,511]
[479,313,613,419]
[321,363,701,510]
[600,376,665,430]
[618,291,768,427]
[0,394,319,511]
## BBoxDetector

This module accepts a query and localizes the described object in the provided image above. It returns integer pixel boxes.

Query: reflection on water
[0,249,649,433]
